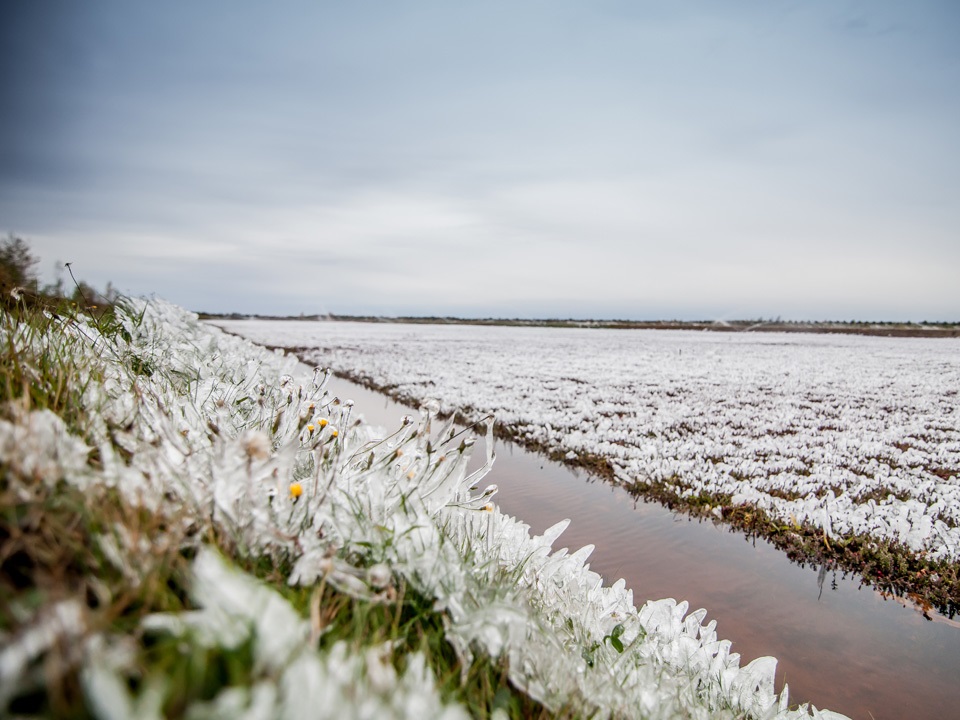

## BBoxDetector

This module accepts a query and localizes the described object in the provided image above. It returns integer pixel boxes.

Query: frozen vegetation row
[0,300,849,718]
[218,321,960,563]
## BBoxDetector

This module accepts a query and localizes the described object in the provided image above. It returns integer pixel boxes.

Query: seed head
[242,431,271,460]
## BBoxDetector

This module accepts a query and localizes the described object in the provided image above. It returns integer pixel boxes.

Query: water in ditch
[323,372,960,720]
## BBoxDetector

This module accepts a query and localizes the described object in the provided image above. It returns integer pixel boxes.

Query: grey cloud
[2,1,958,321]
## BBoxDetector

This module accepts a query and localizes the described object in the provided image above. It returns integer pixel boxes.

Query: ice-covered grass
[217,320,960,577]
[0,299,851,718]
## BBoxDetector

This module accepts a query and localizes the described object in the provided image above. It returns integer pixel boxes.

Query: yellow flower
[307,424,315,433]
[290,482,303,498]
[318,418,329,428]
[331,428,339,438]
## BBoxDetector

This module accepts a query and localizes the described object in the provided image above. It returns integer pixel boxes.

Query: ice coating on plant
[0,408,91,489]
[1,300,851,718]
[97,549,470,720]
[219,319,960,562]
[0,600,86,709]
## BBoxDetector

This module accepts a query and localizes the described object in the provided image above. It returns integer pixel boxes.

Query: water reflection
[322,372,960,720]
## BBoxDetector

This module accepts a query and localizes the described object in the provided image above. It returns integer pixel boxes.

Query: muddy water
[324,373,960,720]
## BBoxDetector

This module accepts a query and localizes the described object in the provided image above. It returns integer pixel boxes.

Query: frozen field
[218,320,960,563]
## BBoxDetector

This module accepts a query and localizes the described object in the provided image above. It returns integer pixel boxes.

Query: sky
[1,1,958,321]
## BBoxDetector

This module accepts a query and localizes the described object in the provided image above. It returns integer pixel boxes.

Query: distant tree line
[0,234,117,310]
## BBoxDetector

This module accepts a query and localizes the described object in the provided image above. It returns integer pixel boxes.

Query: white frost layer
[219,320,960,561]
[0,301,850,718]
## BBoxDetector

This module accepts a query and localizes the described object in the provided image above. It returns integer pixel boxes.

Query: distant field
[203,312,960,338]
[217,319,960,613]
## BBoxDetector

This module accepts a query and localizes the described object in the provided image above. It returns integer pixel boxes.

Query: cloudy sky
[2,1,957,320]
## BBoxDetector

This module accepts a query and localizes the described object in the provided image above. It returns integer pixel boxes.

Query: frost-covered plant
[1,299,849,718]
[217,320,960,565]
